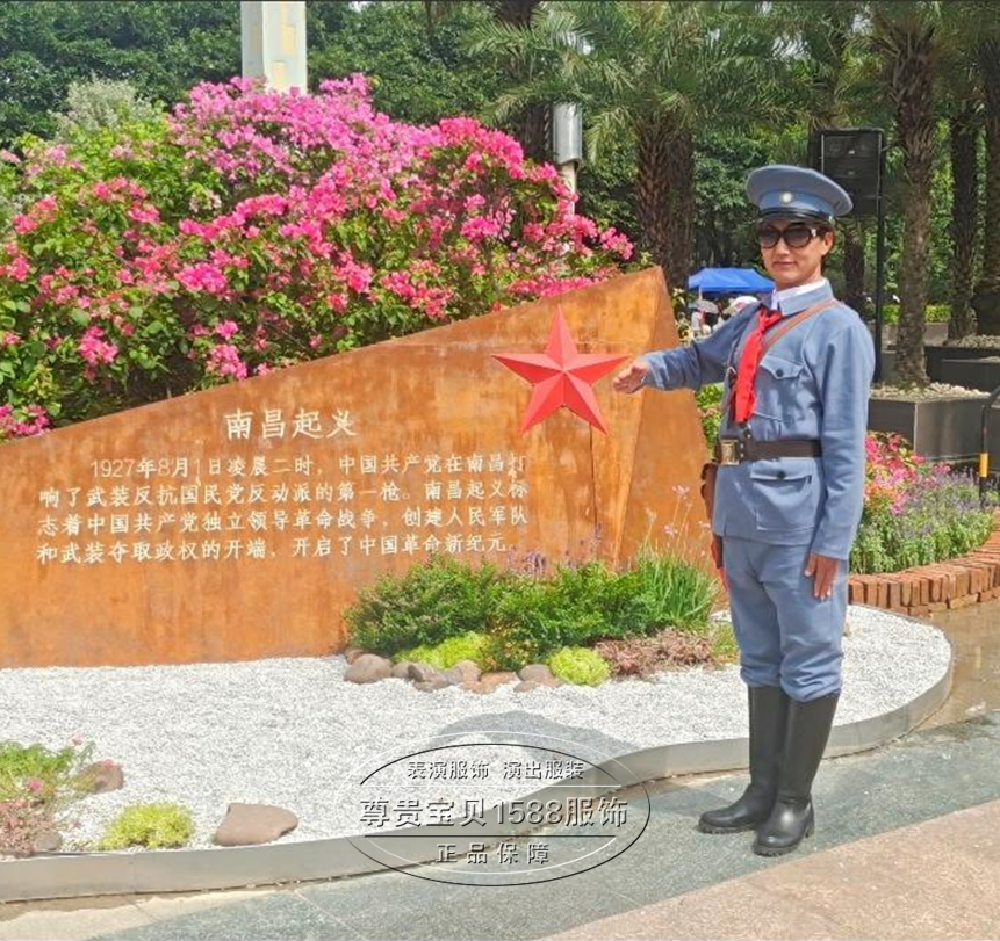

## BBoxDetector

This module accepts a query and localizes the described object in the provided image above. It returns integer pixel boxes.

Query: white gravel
[0,606,950,854]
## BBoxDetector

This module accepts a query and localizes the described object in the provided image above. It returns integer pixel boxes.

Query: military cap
[746,165,853,221]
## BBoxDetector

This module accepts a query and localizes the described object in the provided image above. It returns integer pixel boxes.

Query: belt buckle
[718,439,741,465]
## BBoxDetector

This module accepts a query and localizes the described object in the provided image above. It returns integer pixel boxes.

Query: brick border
[849,511,1000,617]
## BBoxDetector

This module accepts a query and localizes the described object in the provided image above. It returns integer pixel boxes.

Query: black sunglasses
[755,221,826,249]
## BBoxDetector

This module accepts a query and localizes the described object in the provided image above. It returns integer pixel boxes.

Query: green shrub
[344,549,720,673]
[548,647,612,686]
[882,303,949,324]
[0,739,95,803]
[695,383,724,448]
[346,555,501,656]
[634,549,717,632]
[395,631,491,670]
[97,803,194,850]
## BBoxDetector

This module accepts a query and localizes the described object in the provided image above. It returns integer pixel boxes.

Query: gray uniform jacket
[642,281,875,560]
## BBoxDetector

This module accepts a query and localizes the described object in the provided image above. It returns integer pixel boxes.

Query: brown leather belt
[715,437,822,465]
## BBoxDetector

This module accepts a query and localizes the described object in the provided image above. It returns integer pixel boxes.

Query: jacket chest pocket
[753,353,807,422]
[748,463,820,532]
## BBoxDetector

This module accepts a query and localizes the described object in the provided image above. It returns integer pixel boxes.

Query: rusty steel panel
[0,268,712,667]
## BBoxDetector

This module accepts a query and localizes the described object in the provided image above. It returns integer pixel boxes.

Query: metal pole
[980,384,1000,507]
[873,134,887,384]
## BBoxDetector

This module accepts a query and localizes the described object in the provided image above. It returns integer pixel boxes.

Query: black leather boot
[698,685,789,833]
[753,691,839,856]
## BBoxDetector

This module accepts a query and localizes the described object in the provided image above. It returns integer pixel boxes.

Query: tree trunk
[636,117,673,288]
[879,16,936,386]
[663,128,694,294]
[978,39,1000,286]
[841,220,866,315]
[949,103,980,340]
[973,38,1000,333]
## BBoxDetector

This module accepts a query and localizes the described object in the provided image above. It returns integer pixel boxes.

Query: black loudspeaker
[815,129,885,219]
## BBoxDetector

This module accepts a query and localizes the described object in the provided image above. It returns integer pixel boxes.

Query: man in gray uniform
[613,165,874,855]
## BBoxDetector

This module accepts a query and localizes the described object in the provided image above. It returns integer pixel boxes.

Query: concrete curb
[0,619,954,903]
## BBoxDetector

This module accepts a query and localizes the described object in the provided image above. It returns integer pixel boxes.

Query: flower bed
[0,74,631,439]
[852,433,994,575]
[848,510,1000,616]
[343,547,734,687]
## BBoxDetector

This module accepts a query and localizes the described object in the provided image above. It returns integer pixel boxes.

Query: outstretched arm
[641,307,753,392]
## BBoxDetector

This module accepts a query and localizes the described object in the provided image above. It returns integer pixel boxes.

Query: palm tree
[938,2,983,340]
[770,1,877,315]
[960,2,1000,334]
[423,0,548,161]
[869,1,944,385]
[471,0,783,294]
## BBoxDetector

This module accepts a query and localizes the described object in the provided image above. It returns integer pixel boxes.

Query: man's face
[757,216,834,289]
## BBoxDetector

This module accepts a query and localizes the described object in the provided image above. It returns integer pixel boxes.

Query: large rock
[344,654,392,683]
[343,646,368,665]
[407,662,442,683]
[413,677,453,692]
[391,661,415,680]
[31,830,63,854]
[213,803,298,846]
[452,660,482,683]
[477,672,518,692]
[77,760,124,794]
[518,664,558,685]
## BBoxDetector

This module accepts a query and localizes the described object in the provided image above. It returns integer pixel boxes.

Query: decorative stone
[78,760,124,794]
[478,671,518,692]
[407,663,442,683]
[31,829,63,854]
[390,661,415,680]
[344,654,392,683]
[343,646,368,665]
[452,660,482,683]
[514,680,541,693]
[213,803,298,846]
[518,664,558,685]
[413,677,452,692]
[440,666,464,686]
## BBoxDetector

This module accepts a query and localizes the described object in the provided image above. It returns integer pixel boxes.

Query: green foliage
[52,77,162,140]
[98,802,194,850]
[633,548,718,632]
[346,556,502,657]
[547,646,611,686]
[310,1,502,126]
[395,631,492,670]
[346,550,719,673]
[881,303,950,324]
[0,738,95,803]
[695,383,724,449]
[0,1,240,145]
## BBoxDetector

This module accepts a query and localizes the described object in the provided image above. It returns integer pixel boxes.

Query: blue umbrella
[687,267,775,294]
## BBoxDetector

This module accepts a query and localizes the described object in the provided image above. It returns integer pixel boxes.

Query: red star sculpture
[493,310,629,434]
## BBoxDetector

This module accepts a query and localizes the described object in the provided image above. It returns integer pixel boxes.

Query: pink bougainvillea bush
[0,75,633,439]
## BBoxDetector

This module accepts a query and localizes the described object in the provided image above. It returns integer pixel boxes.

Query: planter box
[940,358,1000,394]
[868,395,994,463]
[925,345,1000,382]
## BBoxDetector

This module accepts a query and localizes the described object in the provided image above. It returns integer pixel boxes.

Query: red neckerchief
[732,306,783,423]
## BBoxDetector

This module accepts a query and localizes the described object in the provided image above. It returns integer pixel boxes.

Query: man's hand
[613,358,650,394]
[805,553,840,600]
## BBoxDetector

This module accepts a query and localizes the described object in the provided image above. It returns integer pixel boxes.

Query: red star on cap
[494,310,628,434]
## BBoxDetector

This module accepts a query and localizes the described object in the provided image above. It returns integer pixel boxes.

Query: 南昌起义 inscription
[34,409,531,566]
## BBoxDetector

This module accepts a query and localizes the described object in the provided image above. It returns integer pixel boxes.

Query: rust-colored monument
[0,268,711,668]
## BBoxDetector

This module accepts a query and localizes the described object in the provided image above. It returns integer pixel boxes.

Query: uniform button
[775,368,784,377]
[777,470,786,479]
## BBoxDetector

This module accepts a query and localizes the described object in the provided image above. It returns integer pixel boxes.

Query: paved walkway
[2,601,999,941]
